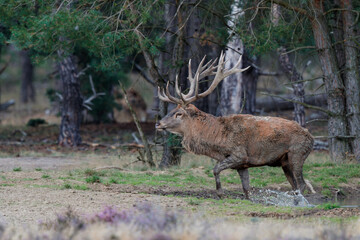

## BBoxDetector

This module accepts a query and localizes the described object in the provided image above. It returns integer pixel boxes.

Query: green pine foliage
[0,0,165,122]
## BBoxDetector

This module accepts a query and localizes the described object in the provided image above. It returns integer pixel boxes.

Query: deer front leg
[213,156,240,198]
[237,169,250,199]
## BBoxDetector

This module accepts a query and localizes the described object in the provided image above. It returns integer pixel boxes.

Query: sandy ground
[1,156,359,227]
[0,156,89,171]
[0,185,187,226]
[0,156,189,227]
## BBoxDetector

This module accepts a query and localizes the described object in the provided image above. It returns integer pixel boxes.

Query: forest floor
[0,122,359,236]
[1,149,360,227]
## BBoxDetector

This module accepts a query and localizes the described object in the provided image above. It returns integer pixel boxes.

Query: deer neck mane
[181,111,227,156]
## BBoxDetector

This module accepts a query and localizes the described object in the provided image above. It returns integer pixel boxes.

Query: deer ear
[184,104,200,117]
[185,104,197,110]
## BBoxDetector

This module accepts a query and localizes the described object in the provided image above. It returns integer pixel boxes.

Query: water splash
[253,189,314,207]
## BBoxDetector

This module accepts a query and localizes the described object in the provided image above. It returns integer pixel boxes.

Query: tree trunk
[310,0,348,162]
[179,0,221,113]
[341,0,360,162]
[58,52,82,147]
[242,53,258,114]
[277,47,305,127]
[158,0,182,168]
[20,50,35,103]
[272,4,304,126]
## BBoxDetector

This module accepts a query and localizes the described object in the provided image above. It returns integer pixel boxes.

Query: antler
[158,51,250,106]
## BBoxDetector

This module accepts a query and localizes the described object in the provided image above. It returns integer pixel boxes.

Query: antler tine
[165,81,183,104]
[183,56,205,99]
[158,86,172,103]
[174,74,187,103]
[183,59,195,99]
[199,57,218,79]
[158,52,249,106]
[157,82,183,105]
[174,74,182,98]
[222,54,250,79]
[186,51,249,102]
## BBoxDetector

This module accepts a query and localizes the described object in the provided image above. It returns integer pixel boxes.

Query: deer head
[156,51,250,135]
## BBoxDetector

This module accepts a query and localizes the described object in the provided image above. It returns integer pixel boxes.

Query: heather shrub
[1,203,360,240]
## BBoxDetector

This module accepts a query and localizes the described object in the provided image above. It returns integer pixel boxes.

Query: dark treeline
[0,0,359,164]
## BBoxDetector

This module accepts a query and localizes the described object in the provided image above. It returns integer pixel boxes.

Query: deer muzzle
[155,122,166,131]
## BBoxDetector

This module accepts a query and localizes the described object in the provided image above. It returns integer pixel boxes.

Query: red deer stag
[156,52,314,199]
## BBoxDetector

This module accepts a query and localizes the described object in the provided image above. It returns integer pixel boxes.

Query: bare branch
[83,75,105,110]
[120,81,156,168]
[75,64,90,78]
[266,0,311,19]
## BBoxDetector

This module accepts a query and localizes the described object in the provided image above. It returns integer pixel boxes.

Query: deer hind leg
[237,169,250,199]
[287,152,307,193]
[213,156,241,198]
[281,165,297,190]
[280,153,297,190]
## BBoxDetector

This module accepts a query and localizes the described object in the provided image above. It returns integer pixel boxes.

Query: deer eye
[175,113,183,118]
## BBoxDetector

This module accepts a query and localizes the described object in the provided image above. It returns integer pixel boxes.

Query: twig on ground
[93,166,124,171]
[120,81,156,168]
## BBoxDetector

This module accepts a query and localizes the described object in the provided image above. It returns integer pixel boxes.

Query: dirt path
[0,185,187,226]
[0,157,87,171]
[0,156,188,226]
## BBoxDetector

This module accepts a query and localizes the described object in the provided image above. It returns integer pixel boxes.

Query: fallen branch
[122,159,144,168]
[0,62,9,75]
[93,166,124,171]
[0,99,15,111]
[313,140,328,150]
[256,93,326,112]
[260,92,333,116]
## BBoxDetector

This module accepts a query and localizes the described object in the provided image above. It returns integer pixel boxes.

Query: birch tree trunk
[220,38,245,115]
[340,0,360,162]
[58,52,82,147]
[310,0,348,162]
[220,0,257,115]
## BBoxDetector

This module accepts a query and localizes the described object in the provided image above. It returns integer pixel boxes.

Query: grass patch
[35,168,42,171]
[85,175,101,184]
[63,183,72,189]
[73,184,89,190]
[42,174,51,179]
[188,198,202,206]
[84,169,106,177]
[67,152,360,195]
[13,167,22,172]
[0,183,15,187]
[61,183,89,190]
[317,203,341,210]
